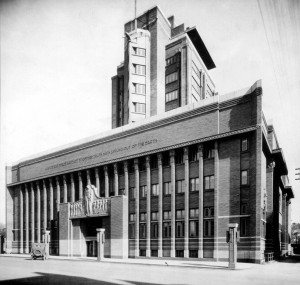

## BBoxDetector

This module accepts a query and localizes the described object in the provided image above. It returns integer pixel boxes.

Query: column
[25,184,29,253]
[70,173,75,202]
[86,169,91,185]
[19,187,23,253]
[55,177,60,214]
[134,158,140,256]
[124,161,129,196]
[170,150,176,258]
[146,156,151,257]
[49,178,54,222]
[95,168,100,196]
[157,153,163,257]
[213,141,219,260]
[114,164,119,196]
[78,172,83,200]
[104,166,109,198]
[63,175,67,203]
[43,179,47,231]
[30,182,35,244]
[36,181,41,243]
[198,144,204,258]
[282,193,287,253]
[184,147,189,258]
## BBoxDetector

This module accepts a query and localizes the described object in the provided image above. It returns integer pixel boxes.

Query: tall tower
[111,6,216,129]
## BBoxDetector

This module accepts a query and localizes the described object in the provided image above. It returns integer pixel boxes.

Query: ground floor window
[163,249,171,257]
[151,250,158,257]
[176,250,184,257]
[140,249,146,256]
[189,250,198,258]
[129,223,135,238]
[241,218,247,236]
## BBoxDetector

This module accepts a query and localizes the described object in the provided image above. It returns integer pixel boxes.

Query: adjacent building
[5,6,294,263]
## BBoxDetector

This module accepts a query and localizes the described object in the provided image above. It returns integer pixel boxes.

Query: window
[204,207,214,218]
[151,223,158,238]
[190,178,199,192]
[190,208,199,218]
[151,250,158,257]
[151,184,159,196]
[166,55,177,66]
[133,64,146,75]
[204,175,215,190]
[241,138,249,152]
[133,102,146,114]
[139,157,146,171]
[129,223,135,238]
[241,170,249,185]
[240,218,247,236]
[176,210,185,219]
[140,223,146,239]
[163,210,171,220]
[176,221,184,237]
[151,212,158,221]
[129,213,136,222]
[133,47,146,57]
[166,90,178,102]
[162,152,170,167]
[189,146,199,162]
[140,249,146,256]
[119,188,125,196]
[189,250,198,258]
[190,220,199,237]
[166,72,178,84]
[129,187,136,199]
[140,212,147,222]
[203,148,215,159]
[241,203,248,215]
[175,149,184,164]
[150,155,158,169]
[133,83,146,95]
[204,220,214,237]
[176,250,184,257]
[163,222,171,238]
[140,186,147,198]
[176,180,184,194]
[163,182,171,195]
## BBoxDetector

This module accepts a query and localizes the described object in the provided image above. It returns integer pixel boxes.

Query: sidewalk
[0,253,255,270]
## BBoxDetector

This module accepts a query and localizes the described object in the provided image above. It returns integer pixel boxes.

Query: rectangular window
[189,250,198,258]
[133,47,146,57]
[151,212,158,221]
[176,209,185,219]
[163,222,171,238]
[162,152,170,167]
[190,208,199,218]
[240,218,247,236]
[203,148,215,159]
[189,220,199,237]
[175,149,184,164]
[140,223,146,239]
[151,184,159,196]
[133,102,146,114]
[150,155,158,169]
[140,185,147,198]
[163,210,171,220]
[151,223,158,238]
[189,146,199,162]
[204,207,214,218]
[241,138,249,152]
[204,175,215,190]
[129,223,135,238]
[163,182,171,195]
[129,213,136,222]
[166,55,177,66]
[176,221,185,237]
[176,250,184,257]
[140,212,147,222]
[140,249,146,256]
[176,180,184,194]
[166,90,178,102]
[151,250,158,257]
[190,178,199,192]
[166,72,178,84]
[241,170,249,185]
[129,187,136,199]
[133,64,146,75]
[204,220,214,237]
[241,203,248,214]
[133,83,146,95]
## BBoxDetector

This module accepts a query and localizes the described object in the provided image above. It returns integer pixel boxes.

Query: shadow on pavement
[277,254,300,263]
[0,272,185,285]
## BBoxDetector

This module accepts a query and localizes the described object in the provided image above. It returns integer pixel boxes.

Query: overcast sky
[1,0,299,225]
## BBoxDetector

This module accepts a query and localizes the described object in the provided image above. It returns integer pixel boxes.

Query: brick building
[5,6,293,263]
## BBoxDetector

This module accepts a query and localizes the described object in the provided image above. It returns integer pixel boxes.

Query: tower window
[133,64,146,75]
[133,102,146,114]
[166,72,178,84]
[133,47,146,57]
[166,55,177,66]
[166,90,178,102]
[133,83,146,95]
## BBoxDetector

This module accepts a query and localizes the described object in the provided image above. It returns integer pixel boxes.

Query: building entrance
[86,240,98,257]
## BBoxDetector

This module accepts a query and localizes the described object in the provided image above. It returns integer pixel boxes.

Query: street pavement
[0,255,299,284]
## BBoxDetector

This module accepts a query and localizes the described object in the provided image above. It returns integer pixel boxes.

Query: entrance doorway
[86,240,98,257]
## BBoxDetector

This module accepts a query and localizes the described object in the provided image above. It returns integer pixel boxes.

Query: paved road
[0,256,299,285]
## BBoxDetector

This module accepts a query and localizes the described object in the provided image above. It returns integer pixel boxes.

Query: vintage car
[31,243,49,260]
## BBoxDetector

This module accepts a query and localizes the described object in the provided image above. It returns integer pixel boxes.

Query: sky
[1,0,299,225]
